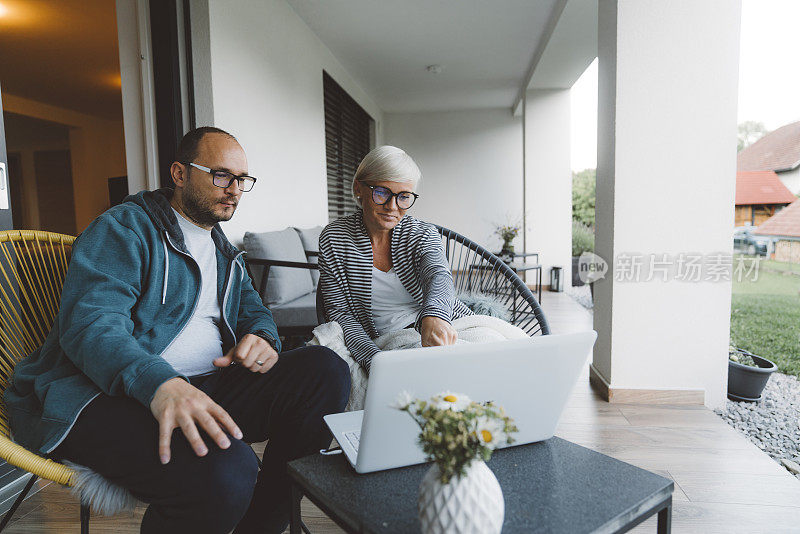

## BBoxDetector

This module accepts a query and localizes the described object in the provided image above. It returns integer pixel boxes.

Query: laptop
[324,330,597,474]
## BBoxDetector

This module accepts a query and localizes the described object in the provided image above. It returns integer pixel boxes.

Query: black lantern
[550,266,564,292]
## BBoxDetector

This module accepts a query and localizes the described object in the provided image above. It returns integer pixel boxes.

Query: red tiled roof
[755,199,800,238]
[735,171,796,206]
[738,121,800,172]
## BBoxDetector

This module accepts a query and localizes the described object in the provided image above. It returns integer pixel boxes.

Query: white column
[593,0,741,408]
[524,89,573,289]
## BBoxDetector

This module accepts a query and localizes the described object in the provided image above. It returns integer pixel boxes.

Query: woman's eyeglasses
[367,185,419,209]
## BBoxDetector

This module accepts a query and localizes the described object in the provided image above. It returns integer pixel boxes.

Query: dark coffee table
[288,437,672,533]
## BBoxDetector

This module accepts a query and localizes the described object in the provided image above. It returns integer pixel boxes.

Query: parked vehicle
[733,226,769,256]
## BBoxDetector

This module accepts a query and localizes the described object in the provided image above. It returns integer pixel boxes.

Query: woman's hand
[420,316,457,347]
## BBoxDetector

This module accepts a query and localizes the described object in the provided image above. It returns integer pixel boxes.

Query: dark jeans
[53,345,350,534]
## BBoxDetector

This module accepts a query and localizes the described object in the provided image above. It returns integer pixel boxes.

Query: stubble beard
[181,182,237,227]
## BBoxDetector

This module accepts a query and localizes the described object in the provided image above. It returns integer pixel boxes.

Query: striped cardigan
[318,210,473,371]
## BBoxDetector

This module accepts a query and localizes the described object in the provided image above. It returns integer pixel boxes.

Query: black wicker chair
[315,225,549,336]
[434,225,550,336]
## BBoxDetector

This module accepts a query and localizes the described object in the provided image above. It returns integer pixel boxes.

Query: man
[5,127,350,533]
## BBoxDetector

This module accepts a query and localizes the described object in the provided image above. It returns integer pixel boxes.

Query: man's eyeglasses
[184,162,257,192]
[367,185,419,209]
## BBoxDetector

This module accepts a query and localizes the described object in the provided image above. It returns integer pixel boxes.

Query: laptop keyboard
[343,430,361,453]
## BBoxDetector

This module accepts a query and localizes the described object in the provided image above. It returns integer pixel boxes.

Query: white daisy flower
[432,391,471,412]
[473,416,506,449]
[391,390,415,410]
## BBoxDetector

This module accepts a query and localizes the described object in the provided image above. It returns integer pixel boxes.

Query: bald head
[176,126,239,165]
[169,128,249,230]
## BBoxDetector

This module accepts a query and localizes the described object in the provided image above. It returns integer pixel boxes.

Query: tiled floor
[5,292,800,532]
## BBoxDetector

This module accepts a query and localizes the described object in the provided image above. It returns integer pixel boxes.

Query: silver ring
[255,360,264,366]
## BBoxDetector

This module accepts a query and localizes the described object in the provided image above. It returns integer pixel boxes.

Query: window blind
[323,71,373,221]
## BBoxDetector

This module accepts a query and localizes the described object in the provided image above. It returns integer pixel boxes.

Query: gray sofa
[243,226,322,338]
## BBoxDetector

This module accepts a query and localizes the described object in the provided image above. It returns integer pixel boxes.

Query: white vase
[417,460,504,534]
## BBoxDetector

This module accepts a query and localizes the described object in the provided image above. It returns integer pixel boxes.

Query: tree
[572,168,595,227]
[738,121,768,152]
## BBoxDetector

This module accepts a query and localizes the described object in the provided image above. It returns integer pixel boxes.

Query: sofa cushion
[293,226,322,286]
[270,291,318,327]
[243,228,315,306]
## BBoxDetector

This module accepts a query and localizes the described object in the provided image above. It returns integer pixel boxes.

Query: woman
[318,146,473,372]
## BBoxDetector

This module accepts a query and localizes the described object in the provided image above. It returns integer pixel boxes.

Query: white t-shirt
[160,209,224,376]
[371,266,421,336]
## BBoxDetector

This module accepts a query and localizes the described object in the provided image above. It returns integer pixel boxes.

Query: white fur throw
[63,460,138,515]
[308,314,529,411]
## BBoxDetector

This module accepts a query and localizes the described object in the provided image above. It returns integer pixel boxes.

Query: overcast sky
[570,0,800,172]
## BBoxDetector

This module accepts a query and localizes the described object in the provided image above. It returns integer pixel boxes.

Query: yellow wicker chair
[0,230,90,532]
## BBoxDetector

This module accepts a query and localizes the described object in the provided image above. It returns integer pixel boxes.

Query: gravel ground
[566,284,593,309]
[715,372,800,479]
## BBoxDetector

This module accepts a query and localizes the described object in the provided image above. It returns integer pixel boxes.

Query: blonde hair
[352,146,421,207]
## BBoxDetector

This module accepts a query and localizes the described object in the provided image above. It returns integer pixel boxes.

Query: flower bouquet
[494,223,520,261]
[394,391,517,534]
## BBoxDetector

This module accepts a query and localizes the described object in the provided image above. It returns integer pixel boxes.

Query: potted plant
[494,223,520,263]
[728,347,777,402]
[572,220,594,287]
[394,391,518,534]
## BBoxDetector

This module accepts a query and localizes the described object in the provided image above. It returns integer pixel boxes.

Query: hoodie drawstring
[162,235,169,305]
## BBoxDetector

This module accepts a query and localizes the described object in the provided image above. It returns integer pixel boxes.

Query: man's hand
[150,378,243,464]
[420,316,457,347]
[213,333,279,374]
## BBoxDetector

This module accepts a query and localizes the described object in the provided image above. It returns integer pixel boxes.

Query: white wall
[777,167,800,196]
[594,0,741,409]
[206,0,383,245]
[525,89,572,285]
[383,109,523,251]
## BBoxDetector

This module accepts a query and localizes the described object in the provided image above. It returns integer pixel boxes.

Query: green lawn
[731,256,800,376]
[760,258,800,274]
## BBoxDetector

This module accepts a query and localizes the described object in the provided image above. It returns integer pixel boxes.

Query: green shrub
[572,169,596,227]
[572,220,594,257]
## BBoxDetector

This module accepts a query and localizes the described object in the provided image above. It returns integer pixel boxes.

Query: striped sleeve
[318,228,380,371]
[413,224,459,327]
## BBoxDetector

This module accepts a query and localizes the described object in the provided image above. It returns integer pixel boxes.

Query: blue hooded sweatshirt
[4,188,280,454]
